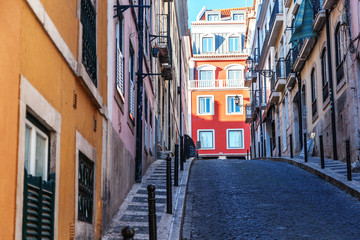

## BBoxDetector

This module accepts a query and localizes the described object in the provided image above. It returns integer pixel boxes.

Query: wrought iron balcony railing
[269,0,283,31]
[275,59,285,81]
[189,79,245,89]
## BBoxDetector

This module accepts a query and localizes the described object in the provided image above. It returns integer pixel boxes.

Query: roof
[200,7,250,20]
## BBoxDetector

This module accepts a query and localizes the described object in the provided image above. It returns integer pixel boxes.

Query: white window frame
[226,129,245,149]
[226,95,243,115]
[197,64,216,80]
[25,119,49,180]
[225,64,244,80]
[228,35,240,52]
[206,11,220,21]
[197,95,214,115]
[201,34,215,53]
[116,20,125,98]
[231,11,245,22]
[197,129,215,150]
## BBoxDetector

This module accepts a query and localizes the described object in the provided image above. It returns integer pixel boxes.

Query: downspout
[179,38,183,139]
[257,27,264,157]
[326,9,338,160]
[297,72,303,149]
[167,1,172,150]
[135,0,144,182]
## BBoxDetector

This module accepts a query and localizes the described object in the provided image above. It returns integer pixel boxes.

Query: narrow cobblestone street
[182,159,360,239]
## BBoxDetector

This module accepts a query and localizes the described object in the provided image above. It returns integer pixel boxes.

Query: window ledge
[322,97,330,110]
[114,89,125,114]
[127,114,135,135]
[77,63,103,109]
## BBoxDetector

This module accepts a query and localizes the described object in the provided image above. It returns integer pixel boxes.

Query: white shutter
[129,80,135,118]
[116,47,124,95]
[145,121,148,150]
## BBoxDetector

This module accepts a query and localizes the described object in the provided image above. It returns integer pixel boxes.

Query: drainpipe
[257,27,264,157]
[297,72,303,149]
[135,0,144,182]
[326,9,338,160]
[167,1,172,150]
[179,38,183,139]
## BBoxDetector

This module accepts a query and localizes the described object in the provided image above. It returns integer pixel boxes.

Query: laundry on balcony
[290,0,317,47]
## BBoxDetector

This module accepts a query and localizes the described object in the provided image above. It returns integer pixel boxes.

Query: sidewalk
[102,157,194,240]
[259,155,360,200]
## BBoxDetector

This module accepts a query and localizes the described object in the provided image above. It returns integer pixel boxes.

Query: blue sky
[187,0,253,26]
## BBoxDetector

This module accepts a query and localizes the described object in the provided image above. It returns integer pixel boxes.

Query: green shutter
[23,170,55,240]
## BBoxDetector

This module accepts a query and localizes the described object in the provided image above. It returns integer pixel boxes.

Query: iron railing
[312,0,324,15]
[81,0,97,86]
[285,50,293,76]
[189,79,245,89]
[275,59,285,81]
[269,0,283,31]
[156,14,168,46]
[184,134,196,158]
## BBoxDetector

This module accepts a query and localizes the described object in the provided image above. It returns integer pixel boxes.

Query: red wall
[191,59,251,156]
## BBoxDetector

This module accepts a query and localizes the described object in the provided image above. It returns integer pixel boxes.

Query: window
[227,129,244,149]
[311,68,317,116]
[24,115,49,180]
[228,70,242,80]
[208,14,219,21]
[335,24,342,67]
[198,130,215,149]
[233,13,244,21]
[198,96,214,115]
[335,23,344,83]
[227,96,242,114]
[321,48,329,101]
[81,0,97,85]
[199,70,213,80]
[229,37,239,52]
[78,151,94,223]
[202,37,213,52]
[116,19,124,96]
[129,46,136,120]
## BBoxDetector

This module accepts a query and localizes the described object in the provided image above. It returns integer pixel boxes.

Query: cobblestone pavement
[182,159,360,240]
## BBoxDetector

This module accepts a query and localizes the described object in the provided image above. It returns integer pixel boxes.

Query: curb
[167,157,195,240]
[256,157,360,201]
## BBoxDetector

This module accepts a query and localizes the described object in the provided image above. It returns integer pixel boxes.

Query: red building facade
[189,6,256,158]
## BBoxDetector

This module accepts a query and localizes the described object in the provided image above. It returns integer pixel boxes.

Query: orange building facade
[189,6,256,158]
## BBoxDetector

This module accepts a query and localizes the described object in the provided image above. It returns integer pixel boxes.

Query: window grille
[78,151,94,223]
[81,0,97,86]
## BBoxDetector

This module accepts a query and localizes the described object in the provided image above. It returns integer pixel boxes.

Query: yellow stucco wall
[0,0,107,238]
[0,1,21,239]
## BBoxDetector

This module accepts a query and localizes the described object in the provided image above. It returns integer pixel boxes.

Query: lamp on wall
[234,95,240,106]
[246,56,273,78]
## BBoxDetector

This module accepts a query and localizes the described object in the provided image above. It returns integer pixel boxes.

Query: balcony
[292,37,316,72]
[269,75,281,103]
[274,60,286,92]
[154,14,169,64]
[284,0,292,8]
[245,71,253,87]
[285,50,296,89]
[251,90,267,112]
[313,0,326,32]
[322,0,337,9]
[269,0,284,46]
[245,104,252,123]
[189,79,245,90]
[292,0,302,15]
